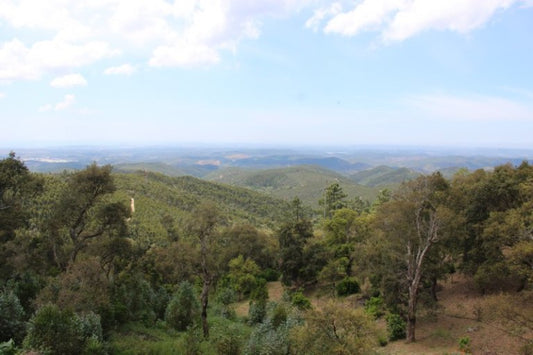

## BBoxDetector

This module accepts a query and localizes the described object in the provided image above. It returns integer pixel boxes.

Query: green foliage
[212,322,245,355]
[290,301,377,355]
[319,183,348,218]
[290,290,311,310]
[364,296,384,319]
[205,165,377,210]
[259,268,280,282]
[165,281,200,331]
[386,313,406,341]
[248,301,266,325]
[0,290,26,344]
[24,304,103,355]
[0,339,16,355]
[270,303,288,329]
[336,277,360,296]
[458,336,471,353]
[226,256,261,299]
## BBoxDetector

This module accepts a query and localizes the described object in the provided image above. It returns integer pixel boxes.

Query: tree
[319,183,347,218]
[0,152,42,242]
[375,173,450,342]
[48,163,129,267]
[278,198,315,286]
[290,301,377,354]
[165,281,200,331]
[188,202,221,338]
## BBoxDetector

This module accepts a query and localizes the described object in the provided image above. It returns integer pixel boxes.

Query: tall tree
[0,152,42,242]
[48,163,129,268]
[319,183,348,218]
[278,198,315,286]
[376,173,450,342]
[188,202,220,338]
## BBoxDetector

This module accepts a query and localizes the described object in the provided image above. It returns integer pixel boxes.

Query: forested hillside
[1,152,532,354]
[205,165,378,209]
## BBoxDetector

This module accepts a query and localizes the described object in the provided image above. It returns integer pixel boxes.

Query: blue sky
[1,0,533,148]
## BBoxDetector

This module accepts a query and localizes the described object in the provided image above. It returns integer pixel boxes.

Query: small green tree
[319,183,348,218]
[165,281,200,331]
[0,290,26,343]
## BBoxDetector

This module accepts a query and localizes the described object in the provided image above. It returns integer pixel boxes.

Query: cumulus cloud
[316,0,523,41]
[0,0,317,81]
[39,94,76,112]
[104,64,136,75]
[404,93,533,121]
[0,38,117,81]
[50,74,87,88]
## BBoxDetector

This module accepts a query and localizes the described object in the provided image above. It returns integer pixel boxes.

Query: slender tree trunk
[407,283,418,342]
[200,278,210,338]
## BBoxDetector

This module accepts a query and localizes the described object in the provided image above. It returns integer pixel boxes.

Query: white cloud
[50,73,87,88]
[104,64,136,75]
[0,92,5,99]
[149,41,220,67]
[39,94,76,112]
[404,93,533,121]
[0,0,318,77]
[318,0,523,41]
[0,38,118,81]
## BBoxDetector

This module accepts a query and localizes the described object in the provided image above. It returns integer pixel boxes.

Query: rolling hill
[112,171,291,246]
[349,165,420,187]
[204,165,379,209]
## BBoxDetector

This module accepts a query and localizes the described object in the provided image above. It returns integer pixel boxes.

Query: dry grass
[381,274,530,355]
[234,281,285,317]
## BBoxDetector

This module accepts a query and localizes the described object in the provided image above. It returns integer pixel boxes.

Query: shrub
[0,290,26,344]
[0,339,16,355]
[386,313,406,341]
[165,281,200,331]
[213,323,243,355]
[270,303,287,329]
[259,268,280,282]
[336,277,360,296]
[24,305,84,355]
[291,291,311,310]
[364,296,384,319]
[248,301,266,324]
[458,336,471,354]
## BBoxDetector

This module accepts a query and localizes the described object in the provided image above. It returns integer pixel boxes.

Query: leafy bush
[215,288,237,319]
[386,313,406,341]
[336,277,360,296]
[0,339,16,355]
[270,303,288,329]
[291,291,311,310]
[458,336,471,353]
[364,296,384,319]
[24,304,103,355]
[165,281,200,331]
[259,268,280,282]
[0,290,26,343]
[212,323,244,355]
[248,301,266,324]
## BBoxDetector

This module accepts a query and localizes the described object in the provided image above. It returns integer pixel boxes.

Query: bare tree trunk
[406,209,439,343]
[200,278,210,338]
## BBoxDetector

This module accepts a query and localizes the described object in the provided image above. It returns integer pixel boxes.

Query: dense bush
[248,301,266,324]
[0,290,26,343]
[364,296,384,319]
[290,290,311,310]
[386,313,406,341]
[24,304,104,355]
[336,277,360,296]
[165,281,200,331]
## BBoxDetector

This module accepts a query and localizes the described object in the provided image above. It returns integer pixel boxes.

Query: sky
[1,0,533,148]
